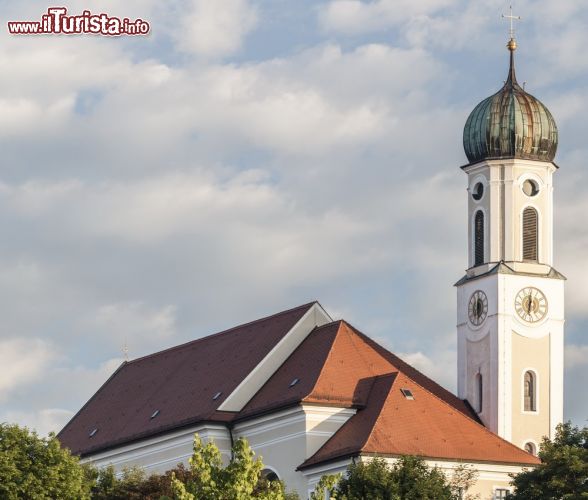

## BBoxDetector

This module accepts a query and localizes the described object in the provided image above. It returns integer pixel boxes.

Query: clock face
[468,290,488,326]
[515,287,548,323]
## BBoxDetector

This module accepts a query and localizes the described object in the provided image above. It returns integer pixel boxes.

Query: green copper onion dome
[463,39,558,164]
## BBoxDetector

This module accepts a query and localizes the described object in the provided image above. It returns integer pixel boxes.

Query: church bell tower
[456,32,564,454]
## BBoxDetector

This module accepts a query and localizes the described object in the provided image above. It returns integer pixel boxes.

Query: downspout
[228,423,235,461]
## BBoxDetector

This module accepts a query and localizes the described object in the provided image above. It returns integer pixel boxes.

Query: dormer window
[400,388,414,400]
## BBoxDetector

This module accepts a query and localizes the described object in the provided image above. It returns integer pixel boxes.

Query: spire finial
[502,5,521,51]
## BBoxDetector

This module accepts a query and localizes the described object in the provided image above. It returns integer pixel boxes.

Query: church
[58,32,564,500]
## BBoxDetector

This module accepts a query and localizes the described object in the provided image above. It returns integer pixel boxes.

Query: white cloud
[319,0,454,35]
[93,302,178,346]
[1,409,74,437]
[565,344,588,370]
[0,356,124,435]
[397,350,457,391]
[174,0,258,57]
[0,339,57,399]
[0,0,586,432]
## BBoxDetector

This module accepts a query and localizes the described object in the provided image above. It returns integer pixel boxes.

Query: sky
[0,0,587,436]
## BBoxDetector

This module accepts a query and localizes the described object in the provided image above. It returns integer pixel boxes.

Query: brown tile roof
[300,372,539,468]
[57,302,316,456]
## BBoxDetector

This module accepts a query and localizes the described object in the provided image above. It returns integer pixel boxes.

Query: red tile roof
[241,321,477,422]
[240,320,537,467]
[300,373,539,468]
[57,302,316,456]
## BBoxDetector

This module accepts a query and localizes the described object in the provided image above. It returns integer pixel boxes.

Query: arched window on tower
[474,210,484,266]
[475,372,483,413]
[524,371,536,412]
[522,207,538,261]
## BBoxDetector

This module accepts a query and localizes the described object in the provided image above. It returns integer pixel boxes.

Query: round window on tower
[472,182,484,201]
[522,179,539,197]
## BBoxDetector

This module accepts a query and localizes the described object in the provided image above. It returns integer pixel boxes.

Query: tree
[310,474,341,500]
[331,456,454,500]
[313,456,478,500]
[448,464,479,500]
[171,434,299,499]
[509,422,588,500]
[0,423,92,499]
[88,463,200,499]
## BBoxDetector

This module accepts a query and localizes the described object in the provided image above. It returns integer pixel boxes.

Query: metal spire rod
[502,5,521,40]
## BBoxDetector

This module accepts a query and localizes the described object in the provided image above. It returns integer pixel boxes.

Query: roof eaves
[357,452,539,467]
[76,415,234,458]
[57,361,127,440]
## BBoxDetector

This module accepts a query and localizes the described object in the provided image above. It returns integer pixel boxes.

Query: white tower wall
[457,158,564,452]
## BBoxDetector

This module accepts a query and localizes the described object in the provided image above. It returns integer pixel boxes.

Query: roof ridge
[127,301,318,365]
[342,321,477,419]
[340,321,382,380]
[303,321,345,400]
[357,373,397,453]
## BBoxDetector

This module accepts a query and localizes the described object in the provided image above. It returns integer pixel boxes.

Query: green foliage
[390,456,453,500]
[509,422,588,500]
[0,423,92,499]
[310,473,341,500]
[89,463,197,499]
[171,434,298,500]
[448,464,479,500]
[318,456,461,500]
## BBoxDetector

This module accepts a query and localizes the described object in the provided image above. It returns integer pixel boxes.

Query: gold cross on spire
[502,5,521,41]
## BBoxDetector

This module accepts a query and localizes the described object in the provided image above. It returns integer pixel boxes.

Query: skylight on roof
[89,428,98,438]
[150,409,160,419]
[400,388,415,400]
[289,378,300,388]
[212,391,222,401]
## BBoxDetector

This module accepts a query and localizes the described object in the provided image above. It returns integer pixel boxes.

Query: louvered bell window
[474,211,484,266]
[522,207,538,261]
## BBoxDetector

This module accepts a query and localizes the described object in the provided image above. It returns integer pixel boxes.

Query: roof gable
[58,302,318,455]
[300,373,540,468]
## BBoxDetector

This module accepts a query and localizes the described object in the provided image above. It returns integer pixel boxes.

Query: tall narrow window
[474,211,484,266]
[524,371,536,411]
[475,373,483,413]
[522,207,538,261]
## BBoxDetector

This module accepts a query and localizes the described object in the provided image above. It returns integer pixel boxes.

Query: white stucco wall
[457,265,565,445]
